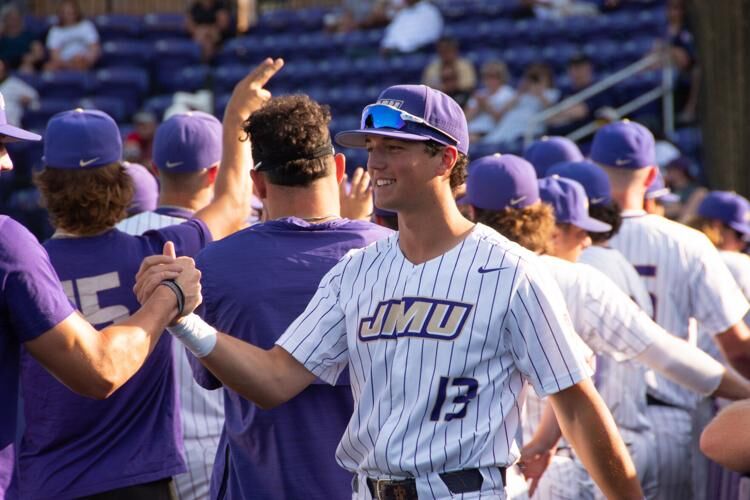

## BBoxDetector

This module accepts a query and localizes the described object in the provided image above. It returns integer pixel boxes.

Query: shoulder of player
[474,223,537,265]
[626,214,716,254]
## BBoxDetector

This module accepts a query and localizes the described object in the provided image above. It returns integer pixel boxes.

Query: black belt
[364,467,506,500]
[646,394,679,408]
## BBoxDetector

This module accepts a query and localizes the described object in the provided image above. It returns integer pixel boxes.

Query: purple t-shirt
[0,216,74,497]
[193,217,391,500]
[18,220,211,498]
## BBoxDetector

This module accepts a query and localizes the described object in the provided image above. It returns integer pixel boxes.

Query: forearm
[716,323,750,379]
[214,114,252,234]
[197,333,316,409]
[550,380,642,499]
[531,401,563,450]
[700,400,750,472]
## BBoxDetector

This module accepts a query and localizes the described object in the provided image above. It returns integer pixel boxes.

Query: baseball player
[591,120,750,500]
[643,169,679,216]
[522,136,583,178]
[461,155,750,499]
[123,161,159,216]
[139,84,644,499]
[118,110,227,500]
[189,94,391,499]
[16,59,280,499]
[0,93,201,498]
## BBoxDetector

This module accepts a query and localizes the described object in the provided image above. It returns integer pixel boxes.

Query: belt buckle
[376,478,412,500]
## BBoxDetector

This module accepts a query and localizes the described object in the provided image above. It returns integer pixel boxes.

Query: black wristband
[159,279,185,317]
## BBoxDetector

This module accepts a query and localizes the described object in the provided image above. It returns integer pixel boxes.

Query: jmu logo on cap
[377,99,404,109]
[358,297,473,341]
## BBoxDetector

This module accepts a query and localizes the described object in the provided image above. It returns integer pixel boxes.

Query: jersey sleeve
[573,263,654,361]
[688,240,750,336]
[507,261,592,398]
[143,219,213,258]
[3,221,75,343]
[275,256,351,385]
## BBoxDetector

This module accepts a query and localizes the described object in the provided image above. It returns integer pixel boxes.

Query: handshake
[134,242,218,358]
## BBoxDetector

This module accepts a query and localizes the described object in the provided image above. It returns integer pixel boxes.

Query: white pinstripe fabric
[118,210,224,500]
[278,224,591,487]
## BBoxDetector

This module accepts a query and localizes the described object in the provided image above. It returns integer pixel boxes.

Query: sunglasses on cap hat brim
[337,103,460,148]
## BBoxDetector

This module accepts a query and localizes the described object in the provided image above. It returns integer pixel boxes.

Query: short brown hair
[473,203,555,253]
[424,140,468,189]
[35,163,133,236]
[243,94,333,187]
[588,201,622,243]
[687,215,722,247]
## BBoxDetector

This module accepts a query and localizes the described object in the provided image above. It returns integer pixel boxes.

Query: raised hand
[339,165,373,221]
[224,57,284,124]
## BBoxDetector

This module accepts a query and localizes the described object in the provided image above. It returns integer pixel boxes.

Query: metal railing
[523,51,675,146]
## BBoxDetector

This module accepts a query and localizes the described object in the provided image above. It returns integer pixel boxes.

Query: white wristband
[167,313,218,358]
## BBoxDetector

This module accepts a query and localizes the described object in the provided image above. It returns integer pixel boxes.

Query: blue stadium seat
[156,65,208,93]
[21,98,72,130]
[78,96,129,123]
[143,13,188,40]
[100,40,152,68]
[152,39,202,71]
[94,67,150,112]
[143,95,174,120]
[40,71,93,99]
[213,64,250,94]
[213,93,231,119]
[542,43,579,72]
[95,14,143,41]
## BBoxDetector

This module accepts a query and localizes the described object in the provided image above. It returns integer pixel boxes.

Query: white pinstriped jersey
[610,211,749,409]
[276,224,591,478]
[118,209,224,500]
[579,245,653,432]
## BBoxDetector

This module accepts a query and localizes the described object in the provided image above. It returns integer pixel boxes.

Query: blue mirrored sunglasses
[360,104,460,146]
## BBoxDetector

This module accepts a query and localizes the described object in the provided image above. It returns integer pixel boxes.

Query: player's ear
[250,169,267,199]
[644,165,658,189]
[333,153,346,184]
[436,145,458,180]
[205,165,219,186]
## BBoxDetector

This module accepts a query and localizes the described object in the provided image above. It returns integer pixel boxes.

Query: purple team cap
[645,168,679,203]
[590,120,655,169]
[546,160,612,206]
[335,84,470,155]
[523,136,583,177]
[697,191,750,236]
[0,92,41,142]
[152,111,222,172]
[43,109,122,169]
[464,154,539,210]
[123,162,159,215]
[539,175,612,232]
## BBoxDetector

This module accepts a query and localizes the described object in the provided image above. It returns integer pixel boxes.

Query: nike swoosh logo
[615,158,631,166]
[478,266,509,274]
[590,197,605,204]
[510,196,526,206]
[79,157,100,167]
[165,161,184,168]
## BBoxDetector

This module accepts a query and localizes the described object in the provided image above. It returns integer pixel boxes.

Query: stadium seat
[100,40,152,68]
[22,98,73,130]
[156,65,209,94]
[152,39,202,72]
[40,71,94,99]
[95,14,143,42]
[95,67,150,112]
[143,95,175,120]
[78,96,129,123]
[143,13,189,40]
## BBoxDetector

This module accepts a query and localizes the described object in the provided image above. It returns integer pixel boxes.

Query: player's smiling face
[365,135,442,212]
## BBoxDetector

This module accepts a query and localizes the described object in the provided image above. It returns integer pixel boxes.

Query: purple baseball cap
[43,109,122,169]
[697,191,750,236]
[523,136,583,177]
[464,154,539,210]
[335,84,470,155]
[539,175,612,232]
[152,111,222,172]
[123,162,159,215]
[546,160,612,206]
[590,120,655,169]
[645,168,679,203]
[0,92,41,143]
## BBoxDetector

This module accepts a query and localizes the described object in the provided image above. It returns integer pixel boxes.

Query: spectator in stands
[666,0,698,123]
[438,64,471,108]
[381,0,443,54]
[663,155,707,222]
[524,0,599,19]
[123,111,158,167]
[546,54,612,136]
[482,62,559,145]
[0,3,45,73]
[44,0,99,72]
[324,0,391,33]
[421,37,476,94]
[187,0,232,63]
[0,59,38,127]
[464,60,515,142]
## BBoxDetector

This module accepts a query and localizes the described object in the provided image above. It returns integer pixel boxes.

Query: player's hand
[134,243,202,318]
[518,439,556,496]
[224,57,284,124]
[339,164,373,221]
